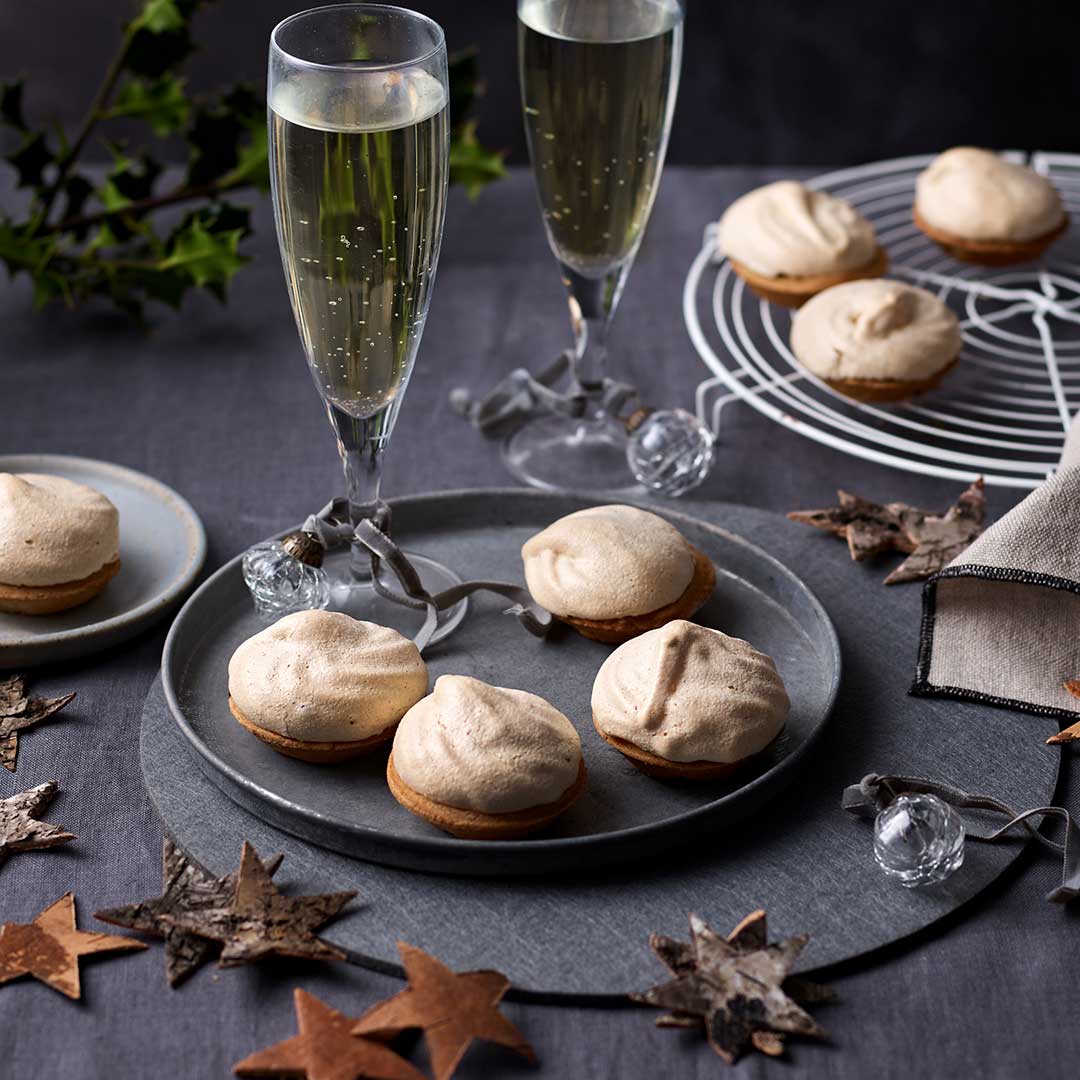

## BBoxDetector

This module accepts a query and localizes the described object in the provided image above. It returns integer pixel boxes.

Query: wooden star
[0,780,75,868]
[630,910,832,1064]
[95,837,284,986]
[233,987,425,1080]
[353,942,536,1080]
[160,841,355,967]
[1047,680,1080,745]
[0,893,145,999]
[788,478,985,584]
[0,673,76,771]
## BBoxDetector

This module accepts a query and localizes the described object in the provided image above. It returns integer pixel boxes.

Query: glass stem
[327,401,388,582]
[561,260,632,416]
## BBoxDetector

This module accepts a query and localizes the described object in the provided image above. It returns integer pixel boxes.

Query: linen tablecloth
[1,168,1076,1079]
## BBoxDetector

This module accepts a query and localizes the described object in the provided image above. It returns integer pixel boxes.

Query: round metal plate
[0,454,207,668]
[161,490,840,876]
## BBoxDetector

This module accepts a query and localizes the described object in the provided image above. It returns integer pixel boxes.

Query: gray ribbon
[301,498,552,653]
[449,347,638,434]
[843,773,1080,903]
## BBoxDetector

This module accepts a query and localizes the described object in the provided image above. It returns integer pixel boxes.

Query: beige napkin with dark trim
[912,413,1080,718]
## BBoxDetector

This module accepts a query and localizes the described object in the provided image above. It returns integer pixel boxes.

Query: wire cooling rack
[684,152,1080,488]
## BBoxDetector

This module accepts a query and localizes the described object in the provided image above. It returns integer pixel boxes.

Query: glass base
[322,548,467,647]
[502,413,643,495]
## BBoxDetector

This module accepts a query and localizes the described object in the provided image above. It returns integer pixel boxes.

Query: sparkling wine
[518,0,683,279]
[270,70,449,422]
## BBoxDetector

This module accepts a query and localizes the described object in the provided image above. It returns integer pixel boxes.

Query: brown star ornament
[233,988,425,1080]
[788,478,985,584]
[0,673,76,771]
[1047,680,1080,745]
[0,893,145,999]
[160,841,355,967]
[0,780,75,868]
[353,942,536,1080]
[96,838,285,986]
[631,910,832,1064]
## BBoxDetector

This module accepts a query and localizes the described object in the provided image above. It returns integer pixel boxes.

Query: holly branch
[0,0,505,321]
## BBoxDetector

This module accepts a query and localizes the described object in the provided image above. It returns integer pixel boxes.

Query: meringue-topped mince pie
[227,609,428,763]
[790,279,962,403]
[718,180,887,308]
[0,473,121,615]
[592,620,789,780]
[521,504,715,644]
[914,147,1067,266]
[387,675,586,840]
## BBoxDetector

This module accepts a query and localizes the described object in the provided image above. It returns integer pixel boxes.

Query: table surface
[2,166,1077,1079]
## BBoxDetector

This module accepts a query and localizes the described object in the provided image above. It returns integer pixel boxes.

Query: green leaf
[1,81,27,131]
[139,265,192,308]
[449,121,506,199]
[4,132,54,189]
[159,219,247,296]
[177,200,252,239]
[185,85,265,189]
[61,174,95,222]
[31,267,71,310]
[130,0,184,35]
[0,219,54,278]
[107,76,189,136]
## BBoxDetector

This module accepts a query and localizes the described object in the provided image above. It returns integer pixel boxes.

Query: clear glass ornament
[627,408,714,497]
[873,793,965,887]
[241,540,331,618]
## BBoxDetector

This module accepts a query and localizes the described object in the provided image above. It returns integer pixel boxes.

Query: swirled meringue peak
[228,610,428,742]
[0,473,120,587]
[392,675,583,813]
[790,279,961,383]
[522,505,695,620]
[916,147,1065,242]
[592,620,789,763]
[718,180,878,278]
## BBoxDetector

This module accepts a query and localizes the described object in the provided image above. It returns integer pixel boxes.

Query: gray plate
[0,454,207,668]
[161,490,840,876]
[143,495,1061,996]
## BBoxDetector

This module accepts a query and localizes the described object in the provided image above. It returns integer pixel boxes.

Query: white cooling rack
[684,152,1080,488]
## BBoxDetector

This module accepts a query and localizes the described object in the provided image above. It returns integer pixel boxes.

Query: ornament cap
[281,531,325,568]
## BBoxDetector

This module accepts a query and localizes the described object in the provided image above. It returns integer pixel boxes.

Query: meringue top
[916,147,1066,242]
[228,610,428,742]
[592,620,789,763]
[0,473,120,587]
[790,279,962,383]
[522,505,695,620]
[718,180,879,278]
[392,675,583,813]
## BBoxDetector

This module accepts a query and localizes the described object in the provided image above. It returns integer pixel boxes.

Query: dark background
[4,0,1079,166]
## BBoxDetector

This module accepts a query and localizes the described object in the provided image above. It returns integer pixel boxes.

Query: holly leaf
[125,0,199,79]
[449,121,506,199]
[5,132,54,189]
[177,200,252,239]
[0,219,53,278]
[1,81,27,131]
[159,219,247,298]
[61,174,95,221]
[31,267,71,310]
[130,0,185,35]
[107,76,189,136]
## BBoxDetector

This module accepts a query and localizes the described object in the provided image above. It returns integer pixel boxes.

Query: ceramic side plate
[0,455,206,667]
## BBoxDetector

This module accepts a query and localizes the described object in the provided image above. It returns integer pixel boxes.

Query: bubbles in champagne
[518,0,683,278]
[270,72,448,421]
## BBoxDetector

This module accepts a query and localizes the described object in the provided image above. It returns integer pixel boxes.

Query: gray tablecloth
[1,167,1076,1079]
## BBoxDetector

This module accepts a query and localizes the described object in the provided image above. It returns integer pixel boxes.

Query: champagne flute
[508,0,684,492]
[269,4,464,640]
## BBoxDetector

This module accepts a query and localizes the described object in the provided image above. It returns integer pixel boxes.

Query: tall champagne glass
[508,0,684,492]
[269,4,464,639]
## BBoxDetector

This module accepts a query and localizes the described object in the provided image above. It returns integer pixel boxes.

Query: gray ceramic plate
[0,455,207,668]
[162,490,840,876]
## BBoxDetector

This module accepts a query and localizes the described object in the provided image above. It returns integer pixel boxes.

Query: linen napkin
[912,412,1080,718]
